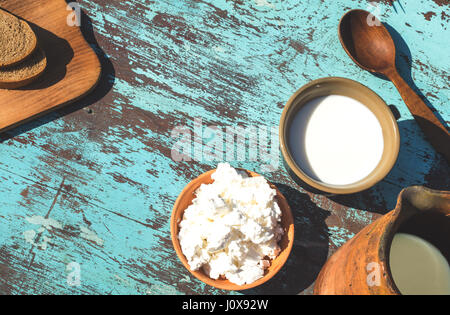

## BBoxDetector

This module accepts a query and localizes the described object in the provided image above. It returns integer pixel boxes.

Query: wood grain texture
[0,0,101,132]
[0,0,448,295]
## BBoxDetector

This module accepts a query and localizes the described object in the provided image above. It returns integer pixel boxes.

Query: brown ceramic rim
[279,77,400,194]
[170,168,295,291]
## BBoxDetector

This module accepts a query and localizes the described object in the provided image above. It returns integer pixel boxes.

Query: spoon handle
[386,69,450,162]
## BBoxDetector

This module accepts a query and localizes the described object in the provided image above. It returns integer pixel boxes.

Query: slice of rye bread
[0,8,37,68]
[0,46,47,89]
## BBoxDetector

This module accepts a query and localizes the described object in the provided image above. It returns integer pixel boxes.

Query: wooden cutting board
[0,0,101,132]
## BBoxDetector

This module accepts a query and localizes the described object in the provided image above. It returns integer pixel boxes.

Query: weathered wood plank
[0,0,448,294]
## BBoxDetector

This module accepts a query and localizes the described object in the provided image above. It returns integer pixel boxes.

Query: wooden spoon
[338,9,450,162]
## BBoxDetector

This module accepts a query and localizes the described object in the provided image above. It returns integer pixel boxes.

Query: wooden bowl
[279,77,400,194]
[170,168,295,291]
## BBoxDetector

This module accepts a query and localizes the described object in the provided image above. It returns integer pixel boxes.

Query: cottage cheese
[178,163,284,285]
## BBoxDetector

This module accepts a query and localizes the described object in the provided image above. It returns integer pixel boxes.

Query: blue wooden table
[0,0,448,295]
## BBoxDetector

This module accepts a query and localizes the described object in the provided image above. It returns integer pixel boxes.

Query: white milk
[288,95,384,186]
[390,233,450,295]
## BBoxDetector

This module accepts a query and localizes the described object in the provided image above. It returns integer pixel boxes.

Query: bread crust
[0,46,47,89]
[0,8,38,68]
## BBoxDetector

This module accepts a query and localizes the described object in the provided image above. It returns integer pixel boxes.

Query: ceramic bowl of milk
[279,77,400,194]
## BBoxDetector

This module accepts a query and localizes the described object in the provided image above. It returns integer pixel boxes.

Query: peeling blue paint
[0,0,448,295]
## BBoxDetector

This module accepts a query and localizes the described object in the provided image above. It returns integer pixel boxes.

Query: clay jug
[314,186,450,295]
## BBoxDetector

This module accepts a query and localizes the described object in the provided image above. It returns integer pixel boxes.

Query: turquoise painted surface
[0,0,448,295]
